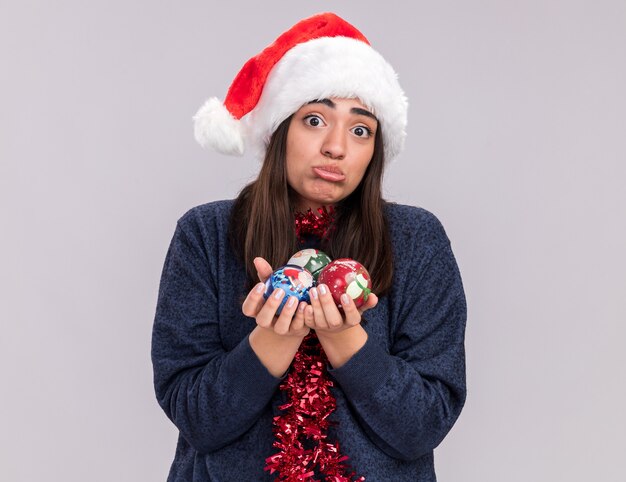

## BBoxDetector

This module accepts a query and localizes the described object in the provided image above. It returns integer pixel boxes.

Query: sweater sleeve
[151,218,284,455]
[327,241,467,461]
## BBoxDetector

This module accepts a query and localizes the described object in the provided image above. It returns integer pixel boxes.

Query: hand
[241,257,310,338]
[304,283,378,335]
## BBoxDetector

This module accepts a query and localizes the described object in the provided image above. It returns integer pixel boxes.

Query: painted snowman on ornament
[286,248,332,281]
[318,259,372,309]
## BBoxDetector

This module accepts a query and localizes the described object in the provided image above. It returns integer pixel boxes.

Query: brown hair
[228,114,394,296]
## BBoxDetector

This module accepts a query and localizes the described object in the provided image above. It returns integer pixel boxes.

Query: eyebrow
[306,98,378,122]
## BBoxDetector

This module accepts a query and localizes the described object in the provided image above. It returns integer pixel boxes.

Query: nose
[321,124,346,160]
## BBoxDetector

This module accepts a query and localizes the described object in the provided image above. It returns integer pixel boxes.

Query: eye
[351,125,373,139]
[303,114,325,127]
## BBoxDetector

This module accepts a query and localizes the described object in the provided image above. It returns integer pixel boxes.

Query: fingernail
[273,288,284,299]
[319,284,327,295]
[298,302,306,312]
[341,294,349,305]
[287,296,296,308]
[310,288,318,299]
[255,283,265,293]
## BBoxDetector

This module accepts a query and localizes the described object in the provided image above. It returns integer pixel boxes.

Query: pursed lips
[312,165,346,182]
[314,164,343,174]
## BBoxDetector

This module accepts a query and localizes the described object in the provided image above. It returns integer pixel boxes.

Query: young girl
[152,12,467,481]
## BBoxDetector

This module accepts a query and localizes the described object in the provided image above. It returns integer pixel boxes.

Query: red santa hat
[193,12,408,162]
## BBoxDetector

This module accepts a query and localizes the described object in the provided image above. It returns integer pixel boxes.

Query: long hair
[228,114,394,296]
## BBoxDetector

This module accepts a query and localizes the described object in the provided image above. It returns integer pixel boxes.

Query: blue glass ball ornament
[263,264,314,315]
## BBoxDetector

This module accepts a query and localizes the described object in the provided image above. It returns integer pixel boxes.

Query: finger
[304,304,316,329]
[256,287,285,328]
[358,293,379,315]
[241,282,267,317]
[273,296,299,335]
[291,301,308,332]
[309,287,330,329]
[317,284,343,328]
[340,293,362,326]
[253,257,274,282]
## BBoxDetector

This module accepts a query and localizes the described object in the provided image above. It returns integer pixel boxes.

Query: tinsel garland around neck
[293,205,336,244]
[264,207,363,481]
[264,332,365,481]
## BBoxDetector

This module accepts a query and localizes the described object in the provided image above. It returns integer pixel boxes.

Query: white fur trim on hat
[242,36,408,162]
[193,97,245,156]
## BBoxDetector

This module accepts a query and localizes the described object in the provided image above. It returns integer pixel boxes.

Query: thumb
[358,293,378,315]
[253,257,274,282]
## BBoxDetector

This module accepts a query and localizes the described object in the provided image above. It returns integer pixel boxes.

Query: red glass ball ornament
[317,258,372,309]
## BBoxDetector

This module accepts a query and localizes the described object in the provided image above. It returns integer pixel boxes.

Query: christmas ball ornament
[264,265,314,315]
[318,259,372,309]
[287,249,332,281]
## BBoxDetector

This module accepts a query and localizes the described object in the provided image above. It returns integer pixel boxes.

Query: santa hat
[193,12,408,161]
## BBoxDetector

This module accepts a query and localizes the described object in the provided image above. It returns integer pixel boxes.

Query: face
[285,97,378,212]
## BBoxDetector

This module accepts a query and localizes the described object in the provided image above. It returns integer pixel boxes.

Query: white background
[1,1,624,480]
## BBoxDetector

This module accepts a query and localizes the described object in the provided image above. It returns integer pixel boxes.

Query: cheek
[285,142,298,184]
[286,157,306,189]
[286,141,314,188]
[353,150,374,182]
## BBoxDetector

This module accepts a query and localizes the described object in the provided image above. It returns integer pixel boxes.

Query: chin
[315,194,341,206]
[297,181,347,208]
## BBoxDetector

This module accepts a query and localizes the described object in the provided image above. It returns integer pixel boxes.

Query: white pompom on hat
[193,12,408,161]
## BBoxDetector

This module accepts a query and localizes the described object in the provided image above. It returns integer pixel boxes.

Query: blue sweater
[151,200,467,481]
